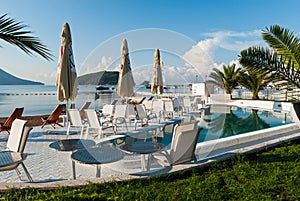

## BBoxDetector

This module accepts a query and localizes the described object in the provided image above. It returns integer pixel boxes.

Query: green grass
[1,140,300,200]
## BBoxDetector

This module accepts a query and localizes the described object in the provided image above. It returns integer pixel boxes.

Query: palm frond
[239,46,300,88]
[0,14,54,61]
[262,25,300,70]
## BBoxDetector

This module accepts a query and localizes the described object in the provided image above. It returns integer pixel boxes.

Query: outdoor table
[71,147,124,178]
[49,139,95,151]
[49,139,95,179]
[120,141,165,171]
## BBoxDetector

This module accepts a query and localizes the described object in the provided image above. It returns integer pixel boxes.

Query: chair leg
[20,162,33,182]
[72,161,76,180]
[41,122,46,128]
[84,127,89,139]
[66,123,71,136]
[80,126,84,139]
[96,164,101,178]
[56,122,64,127]
[15,167,22,180]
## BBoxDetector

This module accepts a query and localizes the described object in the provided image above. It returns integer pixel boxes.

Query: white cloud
[35,71,57,85]
[182,30,264,79]
[80,56,113,75]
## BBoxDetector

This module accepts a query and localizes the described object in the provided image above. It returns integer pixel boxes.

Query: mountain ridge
[0,68,44,85]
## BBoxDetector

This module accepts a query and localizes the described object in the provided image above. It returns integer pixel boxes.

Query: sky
[1,0,300,85]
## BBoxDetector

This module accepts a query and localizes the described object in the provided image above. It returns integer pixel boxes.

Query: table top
[49,139,96,151]
[71,147,124,164]
[0,151,25,168]
[120,141,165,154]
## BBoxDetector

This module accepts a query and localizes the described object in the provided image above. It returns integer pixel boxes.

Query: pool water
[102,105,293,148]
[196,105,292,143]
[149,105,293,146]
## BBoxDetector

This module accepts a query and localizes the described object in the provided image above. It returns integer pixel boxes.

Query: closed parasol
[151,49,163,95]
[56,22,78,103]
[117,39,135,99]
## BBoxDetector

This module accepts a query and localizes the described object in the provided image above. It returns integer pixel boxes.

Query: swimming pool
[195,105,292,143]
[100,104,295,174]
[149,104,292,146]
[110,104,293,148]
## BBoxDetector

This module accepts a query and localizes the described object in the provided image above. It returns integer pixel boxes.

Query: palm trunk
[252,93,259,100]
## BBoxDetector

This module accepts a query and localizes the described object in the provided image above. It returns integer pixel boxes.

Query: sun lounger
[0,107,24,134]
[79,101,91,120]
[41,104,65,128]
[67,109,86,138]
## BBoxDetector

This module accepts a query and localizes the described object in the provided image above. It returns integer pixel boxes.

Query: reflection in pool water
[101,105,293,149]
[197,105,292,143]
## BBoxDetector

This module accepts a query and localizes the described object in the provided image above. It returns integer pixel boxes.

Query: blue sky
[1,0,300,85]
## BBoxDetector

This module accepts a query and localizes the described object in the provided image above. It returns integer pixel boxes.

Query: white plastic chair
[100,104,115,126]
[134,104,149,129]
[164,99,174,120]
[143,100,153,115]
[79,101,91,120]
[67,109,85,138]
[0,119,33,182]
[183,97,192,113]
[150,100,165,122]
[85,109,103,139]
[113,105,128,133]
[154,121,201,166]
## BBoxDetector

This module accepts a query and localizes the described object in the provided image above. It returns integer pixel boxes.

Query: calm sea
[0,85,191,117]
[0,85,112,117]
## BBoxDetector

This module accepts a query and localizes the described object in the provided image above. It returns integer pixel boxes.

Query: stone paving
[0,122,300,191]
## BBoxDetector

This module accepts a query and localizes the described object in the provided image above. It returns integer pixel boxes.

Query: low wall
[229,100,292,112]
[0,115,62,127]
[195,123,299,159]
[207,96,292,112]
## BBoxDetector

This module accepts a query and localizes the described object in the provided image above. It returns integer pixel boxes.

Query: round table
[49,139,96,179]
[71,147,124,178]
[49,139,95,152]
[120,141,165,171]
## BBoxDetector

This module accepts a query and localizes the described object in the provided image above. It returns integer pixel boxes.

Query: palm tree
[0,14,53,61]
[239,25,300,88]
[238,70,274,100]
[207,64,241,94]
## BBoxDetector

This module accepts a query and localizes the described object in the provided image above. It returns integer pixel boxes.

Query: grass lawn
[1,139,300,200]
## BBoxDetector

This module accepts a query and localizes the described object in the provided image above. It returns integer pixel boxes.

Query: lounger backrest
[3,107,24,128]
[135,105,147,120]
[7,119,28,152]
[85,109,101,129]
[183,97,192,112]
[18,126,32,153]
[170,121,200,165]
[125,104,136,118]
[79,101,91,119]
[114,105,127,118]
[102,104,114,116]
[48,104,64,121]
[152,100,164,113]
[143,100,153,111]
[67,109,83,126]
[164,100,174,112]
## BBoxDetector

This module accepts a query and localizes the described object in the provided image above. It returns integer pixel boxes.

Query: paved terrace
[0,101,300,191]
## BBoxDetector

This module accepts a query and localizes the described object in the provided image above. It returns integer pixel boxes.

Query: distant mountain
[78,71,119,85]
[0,68,44,85]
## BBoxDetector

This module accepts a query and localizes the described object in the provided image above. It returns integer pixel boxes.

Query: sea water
[0,85,190,117]
[0,85,104,117]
